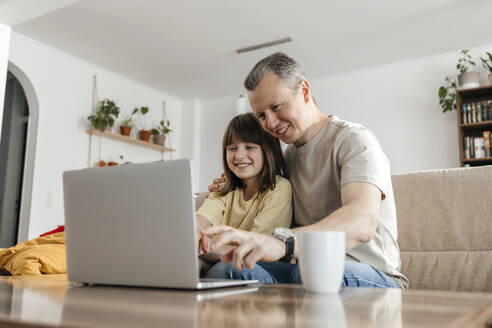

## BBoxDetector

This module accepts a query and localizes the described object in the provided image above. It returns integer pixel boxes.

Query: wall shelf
[87,129,175,152]
[87,129,175,167]
[462,157,492,164]
[460,121,492,130]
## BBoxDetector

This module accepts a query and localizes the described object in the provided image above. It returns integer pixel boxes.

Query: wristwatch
[272,227,296,262]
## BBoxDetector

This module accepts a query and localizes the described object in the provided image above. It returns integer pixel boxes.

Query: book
[477,102,482,122]
[474,137,485,159]
[464,136,470,159]
[466,103,472,124]
[484,131,491,158]
[488,100,492,121]
[482,100,488,121]
[462,103,467,124]
[470,136,475,158]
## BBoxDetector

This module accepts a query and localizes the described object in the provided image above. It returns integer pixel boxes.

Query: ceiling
[8,0,492,99]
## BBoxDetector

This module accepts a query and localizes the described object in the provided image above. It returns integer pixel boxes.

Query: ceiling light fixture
[236,37,292,54]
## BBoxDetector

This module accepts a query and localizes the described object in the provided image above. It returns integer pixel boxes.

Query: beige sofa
[392,165,492,292]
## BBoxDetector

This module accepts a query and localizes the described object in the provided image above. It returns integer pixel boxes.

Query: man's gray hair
[244,52,306,91]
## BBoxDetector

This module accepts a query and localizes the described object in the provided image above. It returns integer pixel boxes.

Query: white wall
[0,23,11,131]
[197,94,240,191]
[180,99,202,193]
[8,33,183,239]
[197,43,492,188]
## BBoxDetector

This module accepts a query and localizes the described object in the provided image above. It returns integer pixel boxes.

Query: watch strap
[279,237,295,262]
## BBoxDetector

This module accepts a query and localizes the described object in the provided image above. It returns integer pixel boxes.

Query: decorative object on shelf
[456,49,479,89]
[94,158,118,167]
[480,52,492,85]
[135,106,151,142]
[139,130,152,142]
[438,49,480,113]
[438,76,458,113]
[120,108,138,136]
[151,120,172,146]
[87,98,120,131]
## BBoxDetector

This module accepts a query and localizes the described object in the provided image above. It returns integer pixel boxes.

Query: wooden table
[0,275,491,327]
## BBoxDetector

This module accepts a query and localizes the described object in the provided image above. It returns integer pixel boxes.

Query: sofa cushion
[392,166,492,292]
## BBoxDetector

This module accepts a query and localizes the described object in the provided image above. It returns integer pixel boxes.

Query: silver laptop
[63,159,258,289]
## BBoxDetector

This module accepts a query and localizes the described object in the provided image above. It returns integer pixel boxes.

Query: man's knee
[342,261,400,288]
[203,261,277,283]
[203,262,241,280]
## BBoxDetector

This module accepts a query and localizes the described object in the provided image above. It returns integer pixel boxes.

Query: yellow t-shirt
[196,176,292,235]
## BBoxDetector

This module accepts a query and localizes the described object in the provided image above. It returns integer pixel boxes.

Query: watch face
[274,227,295,239]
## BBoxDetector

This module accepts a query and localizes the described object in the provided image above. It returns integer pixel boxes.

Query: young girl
[196,113,292,266]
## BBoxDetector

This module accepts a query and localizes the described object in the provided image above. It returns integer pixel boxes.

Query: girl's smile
[226,142,264,187]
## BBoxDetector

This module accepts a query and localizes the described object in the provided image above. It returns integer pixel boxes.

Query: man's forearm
[292,203,378,258]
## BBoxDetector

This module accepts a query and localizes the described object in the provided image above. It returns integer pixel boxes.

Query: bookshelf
[456,85,492,167]
[87,129,175,167]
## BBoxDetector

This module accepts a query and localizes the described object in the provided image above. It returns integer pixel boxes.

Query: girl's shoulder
[271,175,292,192]
[275,175,290,184]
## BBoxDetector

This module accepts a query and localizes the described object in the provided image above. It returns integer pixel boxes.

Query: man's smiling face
[248,71,309,145]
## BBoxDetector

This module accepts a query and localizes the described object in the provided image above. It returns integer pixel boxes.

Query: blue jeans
[203,260,401,288]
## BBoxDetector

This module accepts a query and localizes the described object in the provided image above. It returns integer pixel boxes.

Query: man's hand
[208,173,226,192]
[202,225,286,271]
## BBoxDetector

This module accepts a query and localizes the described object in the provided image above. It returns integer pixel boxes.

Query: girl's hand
[201,225,286,271]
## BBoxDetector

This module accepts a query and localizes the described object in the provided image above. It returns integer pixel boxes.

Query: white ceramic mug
[298,231,345,293]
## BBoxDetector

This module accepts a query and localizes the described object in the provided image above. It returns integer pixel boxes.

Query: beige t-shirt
[196,176,292,235]
[284,116,408,288]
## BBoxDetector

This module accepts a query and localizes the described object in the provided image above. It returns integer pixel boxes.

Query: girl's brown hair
[219,113,288,196]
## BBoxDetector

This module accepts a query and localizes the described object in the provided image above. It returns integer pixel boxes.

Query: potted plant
[87,98,120,131]
[438,76,458,113]
[135,106,151,142]
[120,108,138,136]
[480,52,492,85]
[151,120,172,146]
[456,49,479,89]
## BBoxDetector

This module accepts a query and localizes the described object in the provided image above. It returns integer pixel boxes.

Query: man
[201,53,408,288]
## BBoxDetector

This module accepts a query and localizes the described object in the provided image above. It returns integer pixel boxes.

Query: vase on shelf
[153,135,166,146]
[458,71,480,89]
[120,126,132,136]
[139,130,152,142]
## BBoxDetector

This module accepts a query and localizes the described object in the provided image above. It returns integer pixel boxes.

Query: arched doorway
[0,63,39,246]
[0,71,28,247]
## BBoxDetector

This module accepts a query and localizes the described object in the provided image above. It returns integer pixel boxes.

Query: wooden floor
[0,275,491,327]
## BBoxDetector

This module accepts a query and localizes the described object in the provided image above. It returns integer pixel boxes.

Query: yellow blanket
[0,232,66,275]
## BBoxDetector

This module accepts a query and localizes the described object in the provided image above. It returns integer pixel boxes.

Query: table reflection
[0,277,403,328]
[196,287,401,328]
[0,277,66,326]
[343,288,402,328]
